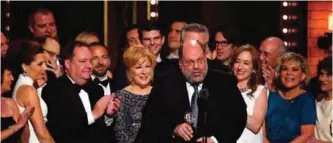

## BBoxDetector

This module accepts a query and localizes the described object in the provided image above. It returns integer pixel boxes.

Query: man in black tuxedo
[89,42,113,95]
[138,39,247,143]
[42,41,120,143]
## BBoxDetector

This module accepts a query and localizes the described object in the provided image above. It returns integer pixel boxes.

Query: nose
[42,62,47,71]
[87,60,93,69]
[259,53,265,61]
[150,39,155,45]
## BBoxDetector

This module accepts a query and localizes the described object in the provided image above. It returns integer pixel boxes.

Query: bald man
[259,37,286,90]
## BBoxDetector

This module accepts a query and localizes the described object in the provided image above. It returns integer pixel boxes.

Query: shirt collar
[91,74,108,81]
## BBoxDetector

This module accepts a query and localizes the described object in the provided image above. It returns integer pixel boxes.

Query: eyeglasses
[215,40,230,47]
[182,58,206,67]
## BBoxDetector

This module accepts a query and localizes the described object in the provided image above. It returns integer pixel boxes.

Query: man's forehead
[184,32,206,44]
[34,13,55,23]
[171,22,186,29]
[142,30,161,37]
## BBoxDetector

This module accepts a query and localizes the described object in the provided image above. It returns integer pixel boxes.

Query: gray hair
[180,23,210,44]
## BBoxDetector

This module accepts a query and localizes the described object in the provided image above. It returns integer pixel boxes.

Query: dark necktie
[191,84,199,129]
[93,78,109,87]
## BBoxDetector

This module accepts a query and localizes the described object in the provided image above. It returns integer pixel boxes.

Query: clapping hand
[106,93,121,116]
[17,106,34,128]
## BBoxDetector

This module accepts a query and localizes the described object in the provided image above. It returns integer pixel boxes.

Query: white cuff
[210,136,218,143]
[87,112,95,125]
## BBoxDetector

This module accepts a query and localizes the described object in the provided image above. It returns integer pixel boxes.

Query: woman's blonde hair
[123,45,156,84]
[275,52,309,88]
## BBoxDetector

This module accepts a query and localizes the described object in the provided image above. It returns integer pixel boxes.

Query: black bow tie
[93,78,109,87]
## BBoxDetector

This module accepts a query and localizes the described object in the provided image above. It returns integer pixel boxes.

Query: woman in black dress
[1,60,34,143]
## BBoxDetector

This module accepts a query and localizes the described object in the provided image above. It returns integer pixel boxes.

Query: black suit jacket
[137,68,247,143]
[42,75,113,143]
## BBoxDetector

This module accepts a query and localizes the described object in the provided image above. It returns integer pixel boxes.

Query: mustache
[95,64,107,68]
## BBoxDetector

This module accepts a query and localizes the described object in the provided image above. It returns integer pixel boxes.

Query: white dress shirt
[91,74,111,95]
[67,75,95,125]
[156,54,162,63]
[185,82,218,143]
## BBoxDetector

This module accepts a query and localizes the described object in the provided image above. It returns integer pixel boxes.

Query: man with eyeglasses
[138,39,246,143]
[213,25,242,66]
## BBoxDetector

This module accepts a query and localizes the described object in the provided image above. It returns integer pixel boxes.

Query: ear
[301,72,306,81]
[29,25,34,33]
[21,63,28,73]
[64,59,71,71]
[161,35,165,45]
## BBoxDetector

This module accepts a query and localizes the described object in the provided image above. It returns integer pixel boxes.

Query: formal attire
[265,91,316,143]
[1,117,24,143]
[42,75,113,143]
[237,85,265,143]
[137,68,247,143]
[91,74,113,95]
[113,90,149,143]
[314,98,332,142]
[12,74,48,143]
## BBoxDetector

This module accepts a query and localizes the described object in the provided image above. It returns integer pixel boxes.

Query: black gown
[1,117,23,143]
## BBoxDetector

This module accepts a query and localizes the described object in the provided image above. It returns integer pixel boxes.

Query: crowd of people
[1,8,332,143]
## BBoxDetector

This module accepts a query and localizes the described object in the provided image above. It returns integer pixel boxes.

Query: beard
[181,67,208,85]
[93,64,108,77]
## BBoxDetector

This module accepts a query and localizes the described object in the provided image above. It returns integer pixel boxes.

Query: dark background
[2,1,306,69]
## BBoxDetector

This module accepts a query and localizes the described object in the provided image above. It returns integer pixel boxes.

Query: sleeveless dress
[237,85,265,143]
[12,74,48,143]
[1,117,24,143]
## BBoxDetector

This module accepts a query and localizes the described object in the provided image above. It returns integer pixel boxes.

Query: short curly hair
[123,45,156,84]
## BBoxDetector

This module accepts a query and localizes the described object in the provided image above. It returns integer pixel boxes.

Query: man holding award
[137,36,247,143]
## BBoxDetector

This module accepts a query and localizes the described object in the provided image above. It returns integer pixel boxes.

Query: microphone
[198,88,209,111]
[199,88,209,100]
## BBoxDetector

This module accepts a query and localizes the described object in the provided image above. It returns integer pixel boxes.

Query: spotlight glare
[282,28,288,34]
[282,2,288,7]
[282,15,288,20]
[150,12,156,17]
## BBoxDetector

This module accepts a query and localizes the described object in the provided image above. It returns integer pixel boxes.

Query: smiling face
[232,51,253,83]
[90,45,110,77]
[1,69,14,94]
[23,53,47,81]
[130,57,153,88]
[319,69,332,93]
[141,30,165,56]
[279,61,306,89]
[65,46,93,85]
